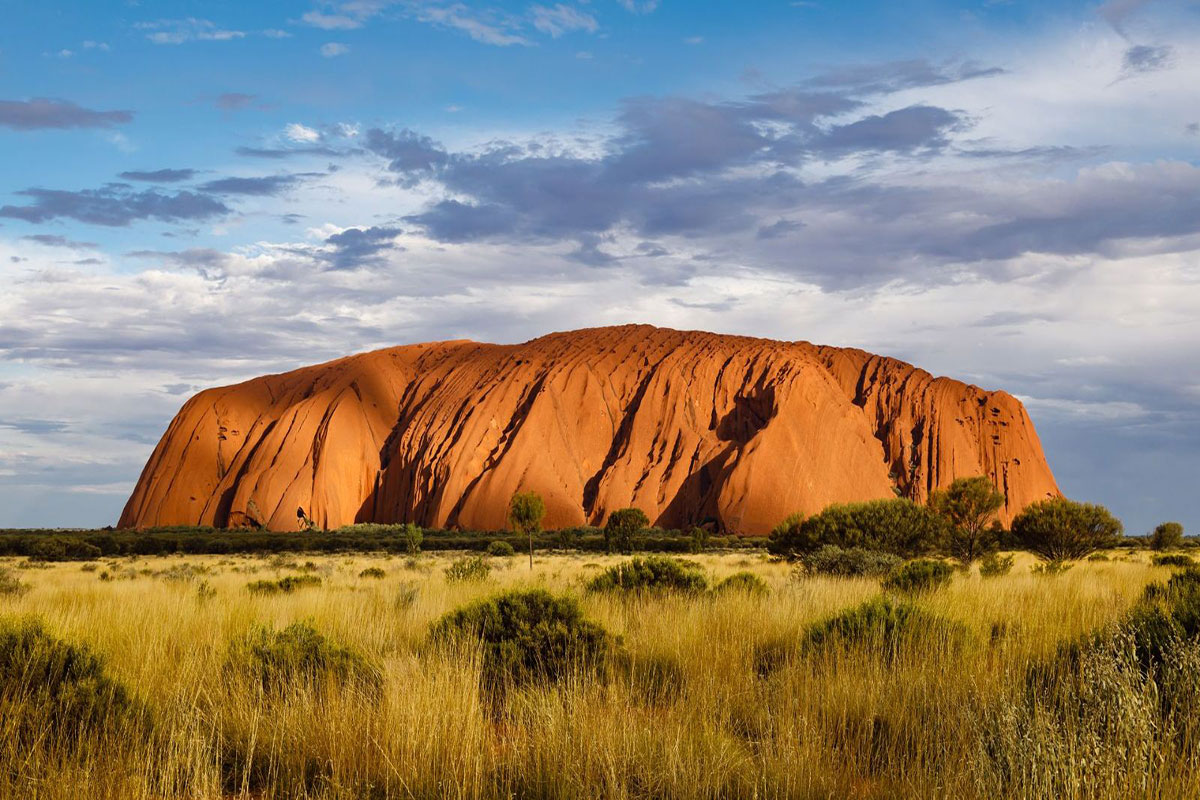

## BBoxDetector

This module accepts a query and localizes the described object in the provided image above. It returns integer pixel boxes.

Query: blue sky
[1,0,1198,533]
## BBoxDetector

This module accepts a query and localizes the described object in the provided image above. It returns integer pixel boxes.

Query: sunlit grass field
[1,549,1196,799]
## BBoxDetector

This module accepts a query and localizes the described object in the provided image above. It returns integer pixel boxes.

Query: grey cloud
[235,144,345,159]
[198,174,308,196]
[816,105,965,155]
[973,311,1059,328]
[756,218,805,239]
[0,98,133,130]
[22,234,98,249]
[323,226,403,269]
[215,93,259,110]
[1122,44,1174,74]
[0,186,228,226]
[805,58,1005,95]
[1187,122,1199,136]
[0,419,70,435]
[118,168,197,183]
[364,128,448,183]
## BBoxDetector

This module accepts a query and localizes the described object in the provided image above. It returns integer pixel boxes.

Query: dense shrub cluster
[1150,521,1185,551]
[0,527,759,560]
[798,545,902,577]
[882,559,954,594]
[1011,498,1123,561]
[1153,554,1194,568]
[429,589,615,688]
[768,499,949,560]
[586,557,708,594]
[604,508,650,553]
[227,621,381,695]
[0,566,29,596]
[0,617,138,746]
[358,567,387,579]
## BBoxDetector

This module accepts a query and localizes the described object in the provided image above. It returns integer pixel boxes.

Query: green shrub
[247,574,322,594]
[586,556,708,593]
[1030,561,1073,577]
[358,567,387,579]
[979,552,1015,578]
[882,559,954,594]
[444,556,491,583]
[715,571,769,596]
[1153,554,1193,568]
[1011,498,1123,561]
[625,651,684,703]
[0,617,138,745]
[1150,521,1185,551]
[26,537,102,562]
[804,595,965,652]
[688,526,710,554]
[767,499,949,559]
[487,540,516,557]
[0,566,29,596]
[227,621,381,694]
[1087,552,1110,562]
[429,589,615,688]
[798,545,901,577]
[604,508,650,554]
[929,476,1005,564]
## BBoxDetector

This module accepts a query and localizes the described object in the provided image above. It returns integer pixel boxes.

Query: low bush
[0,617,139,746]
[1011,498,1123,561]
[358,567,387,579]
[1153,554,1194,568]
[798,545,901,577]
[486,540,516,557]
[429,589,615,688]
[1030,561,1073,578]
[26,537,102,562]
[804,595,966,653]
[0,566,29,596]
[882,559,954,594]
[768,499,949,560]
[444,556,491,583]
[227,621,381,695]
[586,557,708,594]
[979,552,1015,578]
[247,574,322,595]
[715,571,769,596]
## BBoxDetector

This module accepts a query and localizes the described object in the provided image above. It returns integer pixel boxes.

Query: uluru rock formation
[120,325,1060,534]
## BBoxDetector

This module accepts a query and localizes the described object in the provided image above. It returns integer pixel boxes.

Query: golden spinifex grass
[0,550,1196,799]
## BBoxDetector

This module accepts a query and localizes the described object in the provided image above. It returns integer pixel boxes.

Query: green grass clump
[358,567,387,579]
[882,559,954,594]
[227,621,381,694]
[444,555,491,583]
[585,557,708,594]
[805,595,965,653]
[430,589,615,688]
[246,574,322,594]
[714,571,769,596]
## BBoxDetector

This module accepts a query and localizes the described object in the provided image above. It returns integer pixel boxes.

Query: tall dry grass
[0,549,1195,799]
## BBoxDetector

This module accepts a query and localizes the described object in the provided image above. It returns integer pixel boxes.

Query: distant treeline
[0,525,761,561]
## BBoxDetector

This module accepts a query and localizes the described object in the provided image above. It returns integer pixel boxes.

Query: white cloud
[136,18,246,44]
[284,123,322,142]
[530,4,599,38]
[320,42,351,57]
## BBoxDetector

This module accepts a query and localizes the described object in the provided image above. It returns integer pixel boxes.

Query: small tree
[929,476,1005,565]
[508,492,546,569]
[1150,521,1185,551]
[401,522,423,555]
[1011,498,1123,562]
[604,507,649,553]
[688,526,710,554]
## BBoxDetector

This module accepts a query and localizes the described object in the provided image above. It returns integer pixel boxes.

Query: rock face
[120,325,1060,534]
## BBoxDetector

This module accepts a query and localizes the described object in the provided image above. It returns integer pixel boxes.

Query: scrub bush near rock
[586,556,708,593]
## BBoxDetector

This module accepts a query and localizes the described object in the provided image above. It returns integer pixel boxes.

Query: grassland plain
[1,550,1196,799]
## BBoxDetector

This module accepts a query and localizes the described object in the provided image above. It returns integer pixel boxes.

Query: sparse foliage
[929,476,1005,564]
